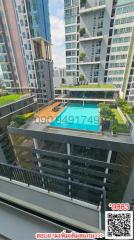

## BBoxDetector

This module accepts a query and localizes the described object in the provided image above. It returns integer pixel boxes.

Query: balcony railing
[79,58,100,64]
[80,1,106,13]
[80,34,103,42]
[0,162,106,209]
[81,1,105,8]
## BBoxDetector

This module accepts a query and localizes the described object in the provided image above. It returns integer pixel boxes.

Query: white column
[104,150,112,184]
[33,138,42,171]
[67,143,71,197]
[33,138,45,187]
[100,150,112,222]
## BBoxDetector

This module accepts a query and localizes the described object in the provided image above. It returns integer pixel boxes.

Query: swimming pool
[50,103,100,132]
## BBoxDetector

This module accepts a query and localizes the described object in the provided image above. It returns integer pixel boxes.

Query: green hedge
[13,112,34,127]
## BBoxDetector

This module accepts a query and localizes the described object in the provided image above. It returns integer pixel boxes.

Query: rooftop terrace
[0,94,23,107]
[8,101,134,148]
[59,84,116,89]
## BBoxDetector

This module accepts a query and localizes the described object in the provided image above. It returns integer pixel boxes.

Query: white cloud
[52,47,65,67]
[50,15,65,67]
[50,16,65,47]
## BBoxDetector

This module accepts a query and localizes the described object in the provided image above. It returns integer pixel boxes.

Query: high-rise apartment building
[65,0,79,84]
[64,0,134,103]
[0,0,54,106]
[53,67,66,88]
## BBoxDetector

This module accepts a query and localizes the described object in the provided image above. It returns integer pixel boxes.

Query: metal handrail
[0,162,106,210]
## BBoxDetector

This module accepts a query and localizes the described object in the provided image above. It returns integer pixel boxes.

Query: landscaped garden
[0,94,22,107]
[13,112,34,127]
[99,99,134,134]
[60,84,115,89]
[111,108,130,133]
[129,114,134,123]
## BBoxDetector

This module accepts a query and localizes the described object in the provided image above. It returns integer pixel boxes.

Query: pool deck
[22,120,133,144]
[35,101,64,123]
[8,101,134,151]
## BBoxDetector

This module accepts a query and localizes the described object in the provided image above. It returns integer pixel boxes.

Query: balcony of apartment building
[0,162,106,234]
[32,38,52,62]
[0,125,134,238]
[4,117,134,235]
[79,54,101,65]
[79,27,103,42]
[80,0,106,14]
[0,146,134,238]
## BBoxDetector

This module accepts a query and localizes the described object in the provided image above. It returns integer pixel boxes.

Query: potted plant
[80,52,86,61]
[79,27,86,37]
[79,74,85,84]
[112,125,118,136]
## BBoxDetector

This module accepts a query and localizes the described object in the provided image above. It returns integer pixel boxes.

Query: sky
[49,0,66,68]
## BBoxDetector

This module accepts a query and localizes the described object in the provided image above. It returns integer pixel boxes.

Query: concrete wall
[3,0,28,88]
[0,178,102,232]
[0,96,35,118]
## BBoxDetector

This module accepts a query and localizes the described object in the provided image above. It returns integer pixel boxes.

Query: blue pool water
[50,103,100,132]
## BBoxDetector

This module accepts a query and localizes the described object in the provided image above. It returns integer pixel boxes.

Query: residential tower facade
[0,0,54,106]
[64,0,134,103]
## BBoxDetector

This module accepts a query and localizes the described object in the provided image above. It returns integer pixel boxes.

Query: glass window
[108,70,124,75]
[110,55,127,61]
[66,50,77,56]
[22,32,26,38]
[114,27,132,35]
[66,64,77,70]
[66,57,77,63]
[31,0,37,11]
[65,25,77,33]
[0,45,6,53]
[115,16,134,25]
[20,19,24,26]
[65,34,77,41]
[0,35,3,43]
[65,16,76,25]
[109,62,126,68]
[18,5,21,13]
[1,64,10,71]
[112,37,130,44]
[66,42,77,49]
[111,46,129,52]
[116,4,134,15]
[24,44,27,49]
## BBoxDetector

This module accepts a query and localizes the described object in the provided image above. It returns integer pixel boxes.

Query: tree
[79,74,85,84]
[122,105,133,114]
[112,125,118,135]
[99,103,115,120]
[79,27,86,37]
[80,52,86,61]
[117,98,127,107]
